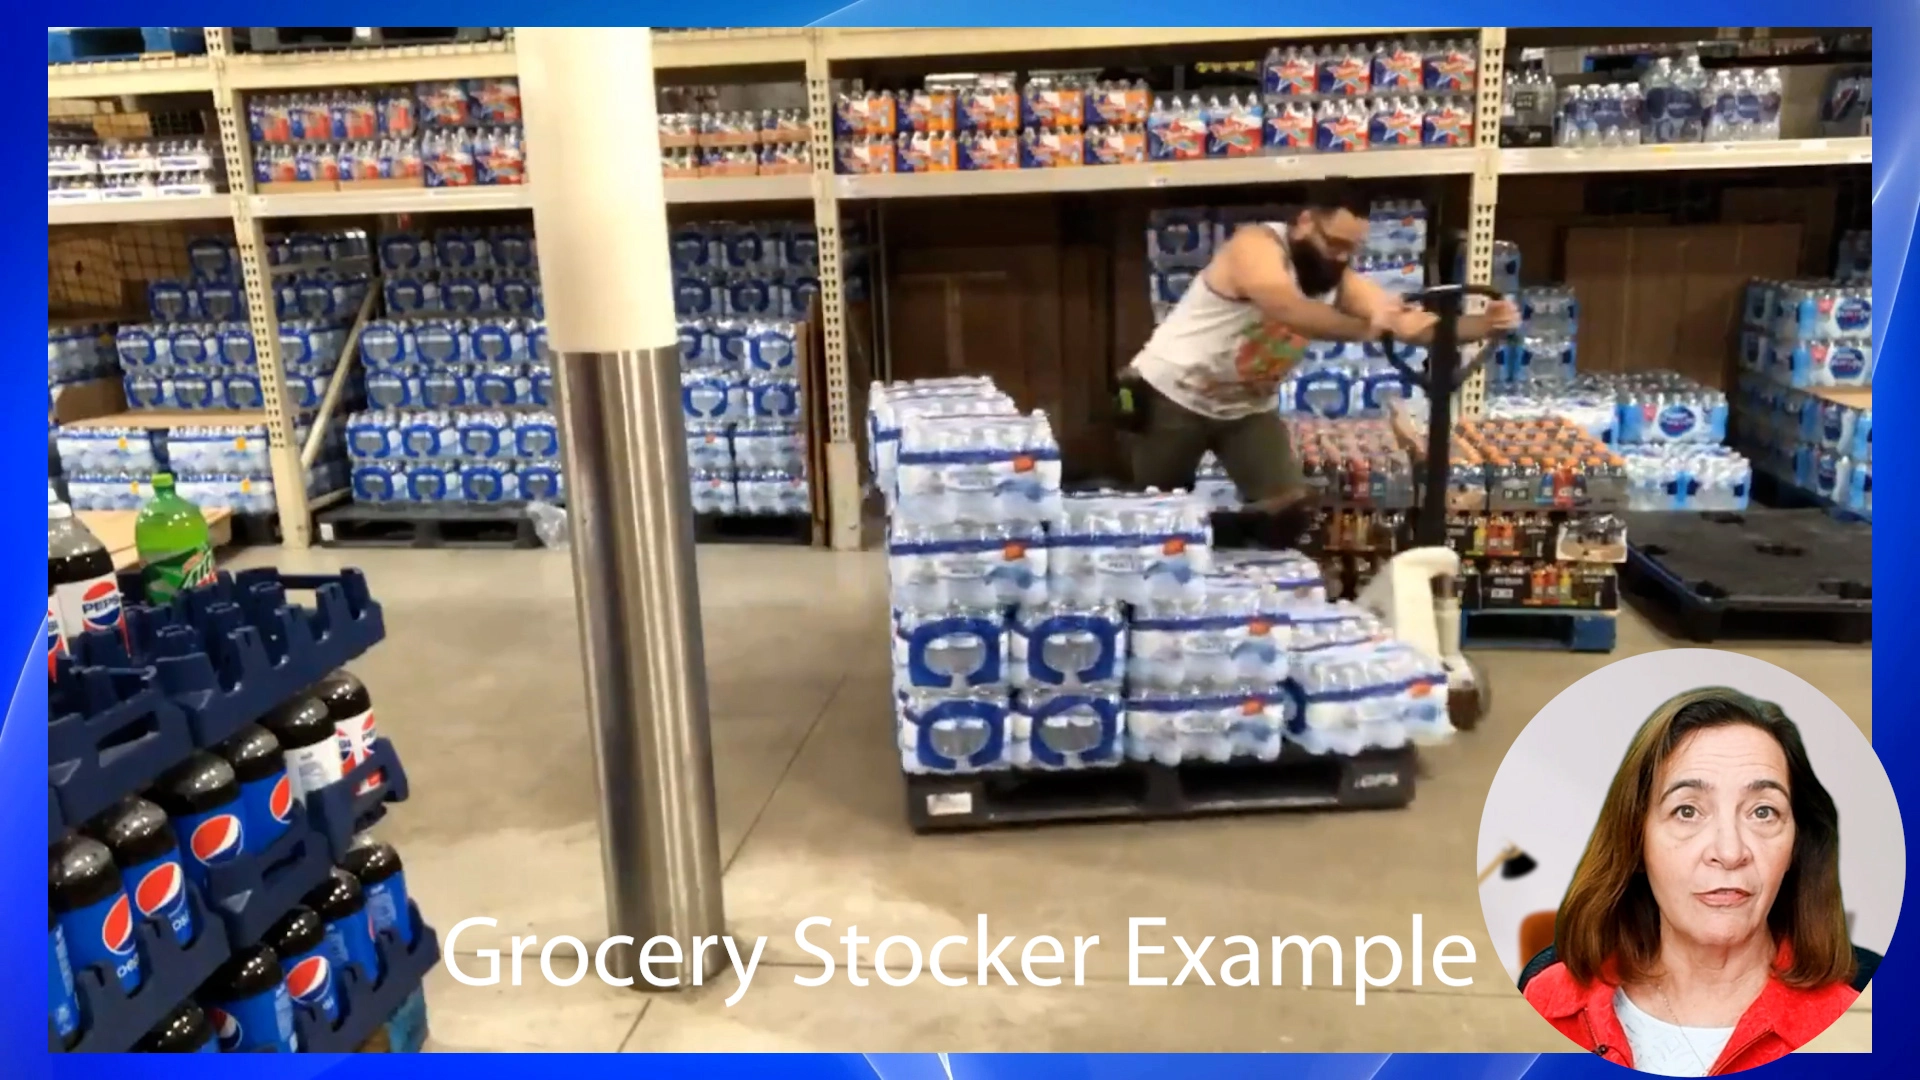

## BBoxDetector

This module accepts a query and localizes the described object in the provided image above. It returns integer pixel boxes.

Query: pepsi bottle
[137,999,219,1053]
[303,868,382,985]
[313,668,382,796]
[50,834,142,994]
[265,906,341,1026]
[150,752,247,886]
[49,910,80,1049]
[261,695,345,804]
[342,839,414,947]
[200,944,299,1052]
[85,795,197,948]
[214,725,294,850]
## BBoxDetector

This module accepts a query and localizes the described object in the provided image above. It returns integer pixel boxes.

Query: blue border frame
[16,5,1906,1074]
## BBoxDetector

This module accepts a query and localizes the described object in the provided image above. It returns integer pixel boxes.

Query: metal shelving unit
[49,26,1873,551]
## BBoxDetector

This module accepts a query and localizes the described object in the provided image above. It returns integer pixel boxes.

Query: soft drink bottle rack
[48,667,196,831]
[308,738,412,861]
[201,800,335,949]
[53,886,233,1053]
[294,901,441,1053]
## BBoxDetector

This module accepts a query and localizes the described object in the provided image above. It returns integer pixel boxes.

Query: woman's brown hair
[1554,687,1853,989]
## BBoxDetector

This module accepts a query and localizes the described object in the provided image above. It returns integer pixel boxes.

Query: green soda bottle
[136,473,217,604]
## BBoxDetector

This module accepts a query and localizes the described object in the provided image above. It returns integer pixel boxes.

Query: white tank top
[1130,223,1335,421]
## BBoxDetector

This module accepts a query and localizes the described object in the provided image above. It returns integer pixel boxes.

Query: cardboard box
[49,378,127,425]
[1564,222,1802,389]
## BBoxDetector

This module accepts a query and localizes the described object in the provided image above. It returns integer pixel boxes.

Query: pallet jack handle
[1380,283,1509,548]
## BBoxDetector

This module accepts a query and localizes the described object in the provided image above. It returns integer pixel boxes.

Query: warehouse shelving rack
[48,27,1874,550]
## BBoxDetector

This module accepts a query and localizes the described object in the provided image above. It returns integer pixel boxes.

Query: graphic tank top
[1130,223,1335,421]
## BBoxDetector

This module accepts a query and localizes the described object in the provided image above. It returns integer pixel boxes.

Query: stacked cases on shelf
[346,225,560,506]
[1733,267,1874,515]
[248,78,524,190]
[658,84,812,179]
[675,220,815,518]
[48,557,438,1053]
[836,36,1476,175]
[874,375,1455,781]
[49,135,222,204]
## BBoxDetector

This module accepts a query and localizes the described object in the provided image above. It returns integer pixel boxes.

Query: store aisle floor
[231,545,1872,1053]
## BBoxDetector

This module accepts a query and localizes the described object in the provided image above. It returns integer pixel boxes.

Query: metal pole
[518,27,725,985]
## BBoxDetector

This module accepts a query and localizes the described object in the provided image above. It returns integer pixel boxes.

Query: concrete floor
[235,544,1873,1054]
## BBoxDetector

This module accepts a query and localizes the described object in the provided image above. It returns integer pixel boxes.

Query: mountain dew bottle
[135,473,216,603]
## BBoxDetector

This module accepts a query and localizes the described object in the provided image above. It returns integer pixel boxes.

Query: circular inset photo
[1477,650,1901,1075]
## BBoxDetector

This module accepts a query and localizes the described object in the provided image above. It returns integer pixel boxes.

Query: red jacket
[1522,943,1859,1074]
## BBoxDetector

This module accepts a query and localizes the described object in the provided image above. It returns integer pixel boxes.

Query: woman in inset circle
[1520,687,1870,1075]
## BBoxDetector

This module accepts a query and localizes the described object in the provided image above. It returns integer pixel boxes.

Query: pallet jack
[1358,283,1508,731]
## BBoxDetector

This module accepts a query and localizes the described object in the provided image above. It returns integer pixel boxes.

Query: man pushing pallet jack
[1115,188,1518,727]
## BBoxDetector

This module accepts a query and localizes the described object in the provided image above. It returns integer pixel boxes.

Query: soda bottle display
[49,484,124,656]
[136,999,220,1053]
[213,725,295,852]
[312,668,383,796]
[85,795,199,948]
[134,472,217,605]
[264,905,342,1025]
[149,751,249,884]
[199,944,299,1052]
[342,839,415,947]
[303,867,383,984]
[50,834,143,994]
[261,695,347,804]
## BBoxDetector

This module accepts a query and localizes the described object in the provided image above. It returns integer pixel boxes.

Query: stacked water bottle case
[875,376,1452,827]
[49,567,440,1053]
[346,225,563,506]
[1731,274,1873,515]
[675,221,814,519]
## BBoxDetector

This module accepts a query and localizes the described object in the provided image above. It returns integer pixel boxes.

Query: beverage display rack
[49,27,1874,550]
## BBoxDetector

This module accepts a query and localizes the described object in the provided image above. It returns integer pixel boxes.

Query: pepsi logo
[268,774,295,824]
[1657,406,1698,439]
[189,814,245,865]
[101,894,136,956]
[79,581,122,631]
[207,1006,242,1051]
[133,861,185,917]
[286,954,333,1005]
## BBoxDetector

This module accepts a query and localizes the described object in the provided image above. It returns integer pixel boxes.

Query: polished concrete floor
[234,544,1873,1054]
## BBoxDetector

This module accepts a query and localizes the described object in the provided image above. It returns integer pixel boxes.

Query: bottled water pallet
[1460,609,1617,653]
[48,27,205,63]
[903,745,1418,833]
[240,26,498,52]
[694,512,814,546]
[1622,509,1871,644]
[316,503,539,550]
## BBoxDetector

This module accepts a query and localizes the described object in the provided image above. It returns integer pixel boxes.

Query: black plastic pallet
[241,26,498,52]
[1623,509,1871,644]
[694,512,813,546]
[905,744,1417,832]
[226,511,281,548]
[315,504,538,550]
[49,27,205,63]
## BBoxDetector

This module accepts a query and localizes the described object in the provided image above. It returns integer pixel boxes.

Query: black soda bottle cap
[301,867,366,921]
[137,1000,215,1053]
[341,841,402,885]
[213,724,284,784]
[311,668,372,718]
[49,834,124,913]
[150,751,239,817]
[204,943,284,1001]
[260,695,333,750]
[264,905,326,957]
[85,795,179,867]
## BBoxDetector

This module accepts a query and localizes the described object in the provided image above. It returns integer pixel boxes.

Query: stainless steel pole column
[518,27,725,985]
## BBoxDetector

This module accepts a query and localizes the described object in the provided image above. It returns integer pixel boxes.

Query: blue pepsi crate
[297,901,440,1053]
[202,800,335,950]
[55,885,232,1053]
[50,787,67,845]
[309,738,411,861]
[48,665,196,830]
[49,27,205,63]
[1461,609,1617,653]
